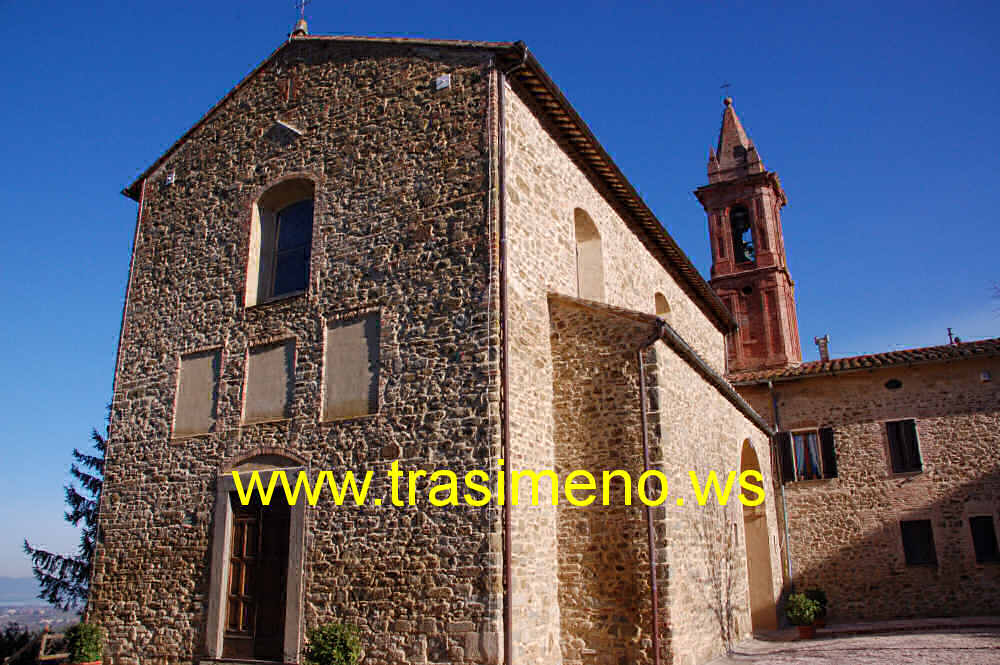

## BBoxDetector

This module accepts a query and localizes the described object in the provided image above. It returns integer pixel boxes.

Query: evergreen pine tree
[23,425,105,612]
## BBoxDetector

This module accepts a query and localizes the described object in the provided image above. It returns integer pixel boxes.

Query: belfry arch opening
[740,439,776,631]
[729,205,754,264]
[573,208,605,301]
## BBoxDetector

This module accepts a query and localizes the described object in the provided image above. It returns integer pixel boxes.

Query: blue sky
[0,1,997,578]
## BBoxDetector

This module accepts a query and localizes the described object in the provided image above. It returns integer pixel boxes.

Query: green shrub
[1,623,36,665]
[65,623,103,663]
[785,593,819,626]
[304,622,362,665]
[804,588,828,618]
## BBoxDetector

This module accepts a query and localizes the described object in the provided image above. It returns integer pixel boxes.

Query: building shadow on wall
[788,468,1000,622]
[549,297,653,665]
[690,506,743,649]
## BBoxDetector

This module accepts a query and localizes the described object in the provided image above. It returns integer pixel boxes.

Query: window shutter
[970,516,1000,563]
[819,427,838,478]
[887,421,905,473]
[776,431,794,483]
[900,519,937,566]
[902,420,921,472]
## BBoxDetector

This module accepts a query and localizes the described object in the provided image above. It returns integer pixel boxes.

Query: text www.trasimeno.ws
[232,461,767,508]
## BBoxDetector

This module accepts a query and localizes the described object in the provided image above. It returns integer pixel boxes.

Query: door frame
[206,466,306,663]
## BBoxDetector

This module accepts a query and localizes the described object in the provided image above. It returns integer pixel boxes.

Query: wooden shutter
[819,427,838,478]
[970,516,1000,563]
[902,420,921,472]
[887,420,921,473]
[776,431,794,483]
[900,519,937,565]
[887,421,905,473]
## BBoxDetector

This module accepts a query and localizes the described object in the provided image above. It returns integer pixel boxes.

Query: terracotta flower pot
[797,624,816,639]
[814,617,826,628]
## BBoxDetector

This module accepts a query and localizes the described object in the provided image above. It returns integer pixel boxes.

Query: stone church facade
[91,26,783,665]
[696,99,1000,621]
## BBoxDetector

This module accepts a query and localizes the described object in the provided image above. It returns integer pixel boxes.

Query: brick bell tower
[695,98,802,372]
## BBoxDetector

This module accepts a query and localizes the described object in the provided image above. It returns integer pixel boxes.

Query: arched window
[654,292,670,318]
[730,204,754,264]
[247,179,314,305]
[573,208,604,301]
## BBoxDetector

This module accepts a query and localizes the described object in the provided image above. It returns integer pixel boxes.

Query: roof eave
[507,50,737,333]
[549,293,770,434]
[121,36,523,201]
[119,35,737,334]
[730,340,1000,385]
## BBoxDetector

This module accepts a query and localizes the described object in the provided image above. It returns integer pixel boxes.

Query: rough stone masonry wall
[91,40,503,664]
[501,78,729,664]
[653,347,781,665]
[548,300,660,665]
[739,357,1000,621]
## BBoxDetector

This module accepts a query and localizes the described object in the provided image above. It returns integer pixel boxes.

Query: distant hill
[0,577,40,604]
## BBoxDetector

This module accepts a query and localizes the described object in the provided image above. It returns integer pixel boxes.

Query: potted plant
[65,623,103,665]
[785,593,820,639]
[805,588,829,627]
[304,622,362,665]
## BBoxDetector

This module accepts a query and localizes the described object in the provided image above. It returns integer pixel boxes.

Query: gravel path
[705,629,1000,664]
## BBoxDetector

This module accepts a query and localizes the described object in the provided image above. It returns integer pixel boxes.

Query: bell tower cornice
[694,171,787,209]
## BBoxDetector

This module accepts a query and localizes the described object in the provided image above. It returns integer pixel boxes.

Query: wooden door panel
[222,493,289,661]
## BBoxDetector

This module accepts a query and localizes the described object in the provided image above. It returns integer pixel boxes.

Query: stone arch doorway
[206,453,307,663]
[740,439,777,631]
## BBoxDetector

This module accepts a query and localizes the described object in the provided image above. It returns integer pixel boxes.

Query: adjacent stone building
[90,23,782,665]
[695,99,1000,622]
[733,342,1000,621]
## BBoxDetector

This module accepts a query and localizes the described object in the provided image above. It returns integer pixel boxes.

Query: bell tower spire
[709,97,765,183]
[696,99,802,373]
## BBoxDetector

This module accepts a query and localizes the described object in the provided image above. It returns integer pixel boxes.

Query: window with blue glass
[272,199,313,297]
[777,428,838,483]
[246,178,315,306]
[793,431,822,480]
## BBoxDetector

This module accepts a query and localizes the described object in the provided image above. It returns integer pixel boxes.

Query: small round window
[884,379,903,390]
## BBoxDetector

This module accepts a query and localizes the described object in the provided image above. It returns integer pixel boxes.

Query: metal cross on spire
[721,82,732,103]
[296,0,312,20]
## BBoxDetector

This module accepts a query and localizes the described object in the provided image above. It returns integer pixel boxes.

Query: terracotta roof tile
[729,337,1000,384]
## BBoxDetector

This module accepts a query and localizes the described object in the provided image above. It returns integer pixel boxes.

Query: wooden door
[223,494,290,661]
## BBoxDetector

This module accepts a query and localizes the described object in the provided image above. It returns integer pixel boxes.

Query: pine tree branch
[25,418,105,614]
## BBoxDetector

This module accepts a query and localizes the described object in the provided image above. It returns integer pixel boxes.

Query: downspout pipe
[496,43,527,665]
[637,318,667,665]
[768,379,795,588]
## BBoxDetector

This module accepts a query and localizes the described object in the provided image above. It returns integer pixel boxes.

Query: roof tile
[729,337,1000,384]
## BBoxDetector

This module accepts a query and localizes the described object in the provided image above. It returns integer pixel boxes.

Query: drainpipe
[768,379,794,587]
[496,43,527,665]
[637,319,666,665]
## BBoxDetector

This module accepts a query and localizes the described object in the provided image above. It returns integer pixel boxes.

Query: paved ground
[706,628,1000,664]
